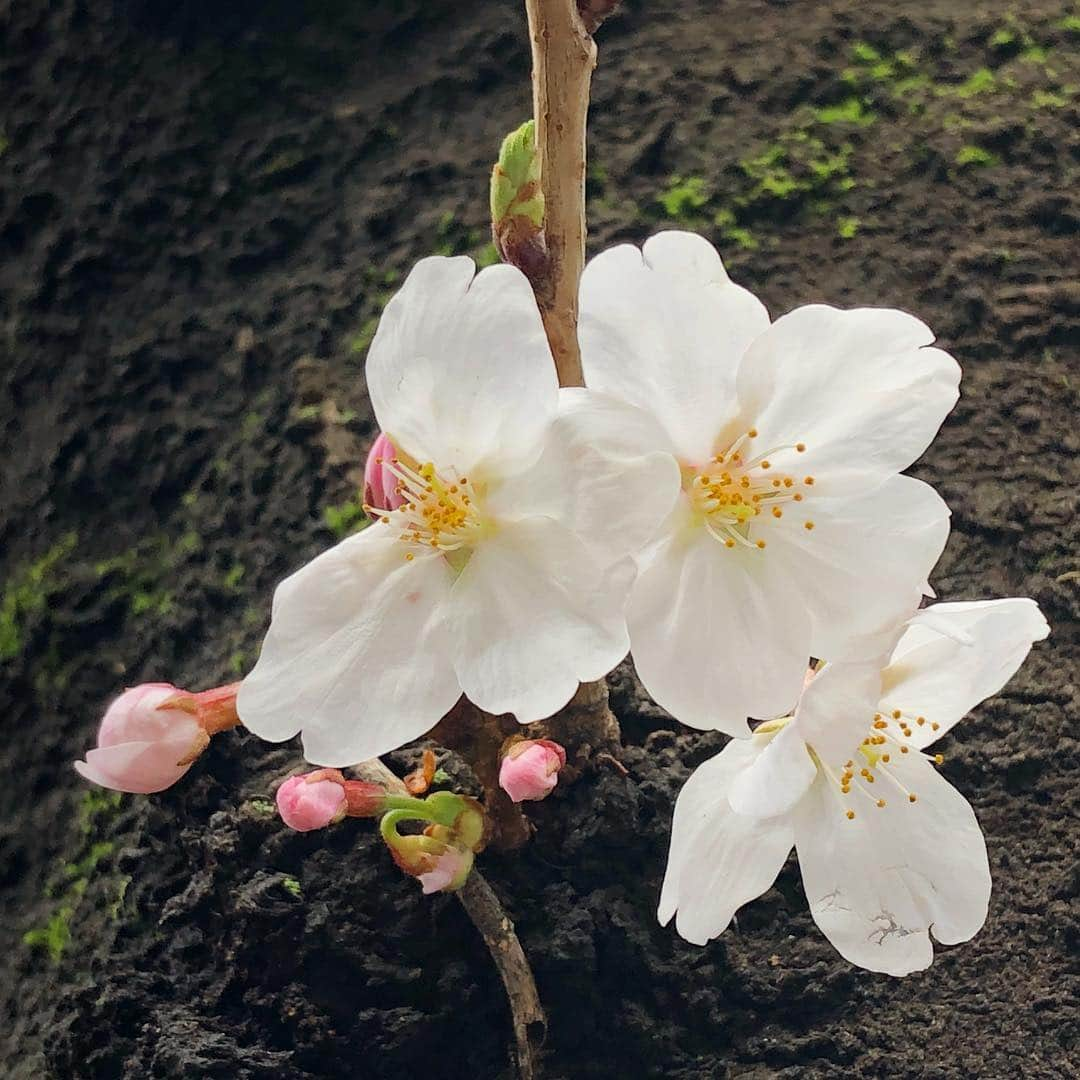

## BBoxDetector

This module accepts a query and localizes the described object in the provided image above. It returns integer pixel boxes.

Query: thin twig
[354,758,546,1079]
[524,0,597,388]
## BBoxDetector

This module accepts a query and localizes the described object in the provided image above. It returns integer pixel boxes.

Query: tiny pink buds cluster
[362,431,407,513]
[275,771,486,896]
[499,738,566,803]
[74,681,241,794]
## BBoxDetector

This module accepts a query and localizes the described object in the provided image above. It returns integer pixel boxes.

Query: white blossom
[658,598,1049,975]
[579,230,960,735]
[238,256,677,766]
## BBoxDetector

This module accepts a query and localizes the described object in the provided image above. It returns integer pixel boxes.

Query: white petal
[366,257,557,477]
[766,475,950,661]
[488,387,682,566]
[627,514,810,736]
[579,231,770,463]
[794,753,990,975]
[237,530,461,767]
[727,723,817,819]
[793,657,885,770]
[735,305,960,494]
[444,518,631,722]
[881,598,1049,749]
[659,740,795,945]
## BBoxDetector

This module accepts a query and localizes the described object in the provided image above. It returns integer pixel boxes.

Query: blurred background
[1,1,1077,1076]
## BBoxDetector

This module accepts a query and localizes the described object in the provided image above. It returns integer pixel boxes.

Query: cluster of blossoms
[76,230,1047,975]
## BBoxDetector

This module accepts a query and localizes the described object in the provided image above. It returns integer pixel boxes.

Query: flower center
[366,457,485,564]
[687,428,813,551]
[823,708,944,821]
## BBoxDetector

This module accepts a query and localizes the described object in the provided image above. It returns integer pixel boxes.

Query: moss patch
[0,533,79,662]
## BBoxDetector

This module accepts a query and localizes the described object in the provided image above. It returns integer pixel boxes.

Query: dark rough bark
[1,1,1078,1076]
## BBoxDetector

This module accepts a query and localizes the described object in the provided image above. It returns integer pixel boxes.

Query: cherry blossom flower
[578,230,960,735]
[499,738,566,802]
[658,598,1049,975]
[238,256,673,767]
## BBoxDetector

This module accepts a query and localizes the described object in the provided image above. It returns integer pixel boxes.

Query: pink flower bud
[276,774,348,832]
[363,432,407,512]
[499,739,566,803]
[74,683,208,794]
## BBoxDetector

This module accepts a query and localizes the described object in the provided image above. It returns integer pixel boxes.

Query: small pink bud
[363,432,407,512]
[74,683,208,794]
[276,774,347,832]
[418,847,473,895]
[499,739,566,803]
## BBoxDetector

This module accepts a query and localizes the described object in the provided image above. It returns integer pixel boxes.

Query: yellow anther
[934,754,944,765]
[783,478,794,488]
[892,710,902,720]
[804,521,815,530]
[724,538,735,548]
[761,460,771,469]
[846,810,856,820]
[900,746,909,754]
[772,508,783,518]
[756,539,767,549]
[881,754,890,763]
[908,793,918,803]
[796,443,806,452]
[931,722,940,731]
[876,799,886,808]
[804,476,815,485]
[793,493,804,502]
[748,428,758,437]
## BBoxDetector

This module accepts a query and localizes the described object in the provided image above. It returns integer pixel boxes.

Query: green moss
[657,175,710,219]
[228,649,247,676]
[281,875,302,897]
[814,97,876,126]
[955,145,1000,168]
[245,796,277,818]
[324,496,371,540]
[350,316,380,354]
[0,533,79,661]
[837,216,860,239]
[223,562,245,591]
[1032,89,1067,108]
[1060,16,1080,33]
[26,791,126,964]
[1019,45,1049,64]
[953,68,996,98]
[989,28,1016,49]
[851,42,882,64]
[95,530,206,622]
[23,898,79,964]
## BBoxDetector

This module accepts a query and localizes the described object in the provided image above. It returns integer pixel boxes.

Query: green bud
[490,120,544,230]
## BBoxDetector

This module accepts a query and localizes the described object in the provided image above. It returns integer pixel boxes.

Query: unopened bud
[363,432,407,513]
[276,773,348,831]
[499,738,566,803]
[74,683,209,794]
[275,769,389,830]
[490,120,551,290]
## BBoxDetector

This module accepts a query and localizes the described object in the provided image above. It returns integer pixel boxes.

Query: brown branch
[525,0,597,389]
[353,758,546,1080]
